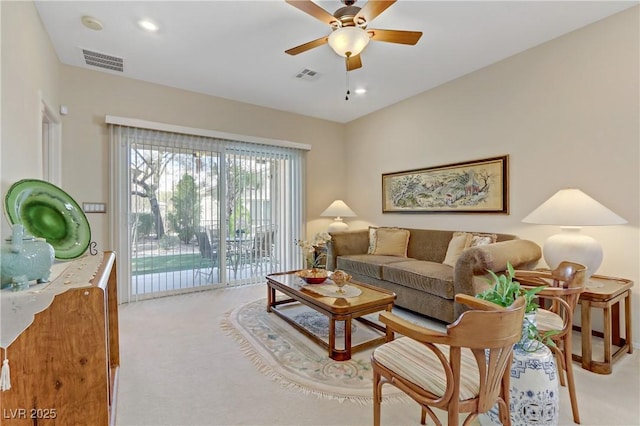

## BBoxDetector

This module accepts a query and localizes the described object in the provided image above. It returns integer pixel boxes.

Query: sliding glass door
[110,124,305,301]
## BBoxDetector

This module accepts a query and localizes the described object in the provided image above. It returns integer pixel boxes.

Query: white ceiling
[35,1,637,124]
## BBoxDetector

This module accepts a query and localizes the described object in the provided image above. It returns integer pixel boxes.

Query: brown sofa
[326,228,541,323]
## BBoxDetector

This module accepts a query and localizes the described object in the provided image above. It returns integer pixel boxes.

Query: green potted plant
[476,262,558,351]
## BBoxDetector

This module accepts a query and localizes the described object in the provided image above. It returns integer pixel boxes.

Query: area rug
[221,298,407,404]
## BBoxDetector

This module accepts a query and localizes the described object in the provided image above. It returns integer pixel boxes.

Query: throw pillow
[468,233,498,247]
[371,228,410,257]
[367,226,379,254]
[442,232,472,267]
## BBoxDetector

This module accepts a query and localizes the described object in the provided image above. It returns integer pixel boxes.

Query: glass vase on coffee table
[331,270,351,294]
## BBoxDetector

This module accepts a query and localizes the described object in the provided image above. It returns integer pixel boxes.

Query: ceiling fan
[285,0,422,71]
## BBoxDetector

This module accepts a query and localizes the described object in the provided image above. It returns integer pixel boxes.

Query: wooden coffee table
[266,271,396,361]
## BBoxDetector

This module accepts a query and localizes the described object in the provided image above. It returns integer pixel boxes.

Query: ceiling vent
[295,68,320,82]
[82,49,124,72]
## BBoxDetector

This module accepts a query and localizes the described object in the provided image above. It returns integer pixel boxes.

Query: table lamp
[522,188,626,277]
[321,200,356,233]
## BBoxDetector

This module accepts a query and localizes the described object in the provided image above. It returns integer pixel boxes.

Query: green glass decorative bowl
[4,179,91,260]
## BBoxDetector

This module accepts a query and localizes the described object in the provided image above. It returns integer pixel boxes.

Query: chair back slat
[551,261,587,288]
[449,297,525,413]
[447,297,525,348]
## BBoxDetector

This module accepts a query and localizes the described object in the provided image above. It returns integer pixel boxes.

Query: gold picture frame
[382,155,509,213]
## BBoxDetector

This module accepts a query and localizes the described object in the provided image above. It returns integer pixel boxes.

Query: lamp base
[543,228,601,278]
[327,220,349,233]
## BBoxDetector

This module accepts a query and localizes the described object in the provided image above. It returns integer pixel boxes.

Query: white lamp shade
[328,27,370,57]
[523,188,626,277]
[321,200,356,218]
[321,200,356,233]
[522,188,626,226]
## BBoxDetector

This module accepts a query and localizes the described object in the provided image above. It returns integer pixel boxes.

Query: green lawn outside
[131,253,213,275]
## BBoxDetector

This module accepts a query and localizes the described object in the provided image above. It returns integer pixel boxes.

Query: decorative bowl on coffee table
[303,276,327,284]
[296,268,328,284]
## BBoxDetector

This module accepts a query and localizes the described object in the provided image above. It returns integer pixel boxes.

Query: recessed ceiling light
[354,88,367,95]
[81,16,103,31]
[138,19,159,32]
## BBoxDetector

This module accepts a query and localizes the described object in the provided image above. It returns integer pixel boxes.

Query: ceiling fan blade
[354,1,396,25]
[285,0,338,26]
[285,36,329,55]
[346,54,362,71]
[368,29,422,45]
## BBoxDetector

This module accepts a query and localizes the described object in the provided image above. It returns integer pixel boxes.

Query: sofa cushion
[371,227,410,257]
[367,226,401,254]
[442,232,472,267]
[382,260,455,299]
[367,226,378,254]
[336,254,408,280]
[405,229,456,262]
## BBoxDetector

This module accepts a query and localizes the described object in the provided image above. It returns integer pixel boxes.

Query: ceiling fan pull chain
[345,58,350,101]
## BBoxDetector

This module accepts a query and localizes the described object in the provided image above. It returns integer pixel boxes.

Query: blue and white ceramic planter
[479,313,559,426]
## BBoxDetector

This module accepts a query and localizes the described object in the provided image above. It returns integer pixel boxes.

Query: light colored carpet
[221,298,404,404]
[115,283,640,426]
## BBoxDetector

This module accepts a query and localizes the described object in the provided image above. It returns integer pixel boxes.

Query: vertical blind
[109,122,306,302]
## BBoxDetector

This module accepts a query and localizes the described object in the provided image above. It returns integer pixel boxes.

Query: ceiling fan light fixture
[328,26,370,57]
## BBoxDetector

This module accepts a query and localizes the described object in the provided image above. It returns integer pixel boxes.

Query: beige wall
[1,1,61,237]
[345,7,640,343]
[57,66,345,251]
[2,2,639,345]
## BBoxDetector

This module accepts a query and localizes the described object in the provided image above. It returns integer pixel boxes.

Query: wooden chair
[371,294,526,426]
[515,261,587,424]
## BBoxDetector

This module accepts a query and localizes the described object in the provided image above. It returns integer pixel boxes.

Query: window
[109,118,308,302]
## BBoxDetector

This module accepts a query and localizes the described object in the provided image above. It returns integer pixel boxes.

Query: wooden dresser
[0,251,119,425]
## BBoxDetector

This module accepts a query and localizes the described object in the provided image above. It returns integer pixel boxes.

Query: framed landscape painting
[382,155,509,214]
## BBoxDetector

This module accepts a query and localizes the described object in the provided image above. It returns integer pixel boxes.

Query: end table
[517,270,633,374]
[573,273,633,374]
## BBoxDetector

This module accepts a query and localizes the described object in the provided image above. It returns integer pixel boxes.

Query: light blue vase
[0,224,55,290]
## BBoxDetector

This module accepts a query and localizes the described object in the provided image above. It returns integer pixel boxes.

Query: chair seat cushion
[536,309,564,332]
[373,337,479,401]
